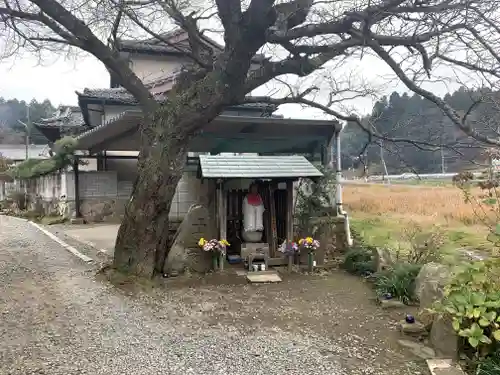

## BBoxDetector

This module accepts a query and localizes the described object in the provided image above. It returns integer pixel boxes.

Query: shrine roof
[198,154,323,179]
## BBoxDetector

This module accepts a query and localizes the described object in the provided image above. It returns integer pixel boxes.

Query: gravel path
[0,216,428,375]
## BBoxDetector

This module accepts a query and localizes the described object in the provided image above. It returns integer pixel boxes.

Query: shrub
[477,351,500,375]
[294,165,336,236]
[8,190,28,210]
[432,259,500,359]
[9,137,80,180]
[342,246,375,275]
[398,224,444,264]
[374,263,422,304]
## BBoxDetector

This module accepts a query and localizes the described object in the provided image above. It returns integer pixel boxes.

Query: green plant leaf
[474,308,482,318]
[470,323,484,337]
[479,335,492,344]
[445,306,458,314]
[454,294,468,304]
[483,198,497,206]
[495,223,500,235]
[452,319,461,331]
[458,329,470,337]
[493,330,500,341]
[472,292,486,306]
[469,337,480,348]
[466,307,475,319]
[483,311,497,322]
[479,318,491,327]
[486,301,500,308]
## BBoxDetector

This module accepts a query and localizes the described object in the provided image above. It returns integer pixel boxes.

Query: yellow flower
[219,239,230,246]
[198,238,206,247]
[298,239,304,245]
[306,237,313,244]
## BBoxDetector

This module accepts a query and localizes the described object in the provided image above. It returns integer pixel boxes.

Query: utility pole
[440,119,446,174]
[17,104,30,160]
[440,147,446,174]
[380,140,390,184]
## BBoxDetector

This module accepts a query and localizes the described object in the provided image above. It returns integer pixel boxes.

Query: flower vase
[219,252,224,271]
[287,254,293,272]
[308,251,314,272]
[212,252,219,271]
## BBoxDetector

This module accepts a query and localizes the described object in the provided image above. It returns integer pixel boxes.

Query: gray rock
[400,320,426,335]
[378,298,405,309]
[427,359,466,375]
[398,339,436,360]
[430,315,458,359]
[372,247,393,272]
[165,204,216,274]
[415,263,450,311]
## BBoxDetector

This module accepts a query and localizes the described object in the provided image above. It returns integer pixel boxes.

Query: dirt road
[0,216,428,375]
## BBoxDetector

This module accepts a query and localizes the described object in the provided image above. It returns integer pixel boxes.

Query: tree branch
[244,93,460,151]
[367,39,500,147]
[28,0,155,111]
[214,0,241,47]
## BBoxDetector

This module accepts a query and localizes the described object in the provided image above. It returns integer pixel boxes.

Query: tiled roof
[36,106,84,128]
[77,73,177,104]
[198,155,323,179]
[77,86,276,113]
[117,29,193,54]
[117,28,267,62]
[0,144,50,161]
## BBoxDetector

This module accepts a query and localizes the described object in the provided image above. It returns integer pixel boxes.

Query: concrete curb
[427,359,466,375]
[63,233,109,255]
[28,221,94,263]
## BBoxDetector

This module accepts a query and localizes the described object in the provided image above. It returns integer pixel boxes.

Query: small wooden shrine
[197,154,323,268]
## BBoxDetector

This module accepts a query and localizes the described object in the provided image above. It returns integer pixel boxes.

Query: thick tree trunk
[112,65,253,277]
[113,112,190,277]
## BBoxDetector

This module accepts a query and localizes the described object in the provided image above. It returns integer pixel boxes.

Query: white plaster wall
[104,105,138,122]
[63,170,206,221]
[79,158,98,171]
[65,171,118,200]
[170,171,208,220]
[106,158,138,181]
[129,54,186,84]
[36,174,63,199]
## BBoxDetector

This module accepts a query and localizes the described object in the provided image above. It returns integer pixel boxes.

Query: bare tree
[1,0,500,277]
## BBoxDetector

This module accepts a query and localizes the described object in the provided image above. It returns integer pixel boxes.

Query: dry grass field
[343,183,497,258]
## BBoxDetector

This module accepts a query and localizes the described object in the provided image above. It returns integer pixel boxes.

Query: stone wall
[67,170,210,223]
[3,167,212,224]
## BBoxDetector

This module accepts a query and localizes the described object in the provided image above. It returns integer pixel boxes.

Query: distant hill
[0,97,56,145]
[341,87,499,174]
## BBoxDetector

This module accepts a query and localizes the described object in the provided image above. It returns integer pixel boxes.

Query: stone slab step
[246,272,282,283]
[427,359,466,375]
[398,339,435,360]
[378,297,405,309]
[399,320,427,335]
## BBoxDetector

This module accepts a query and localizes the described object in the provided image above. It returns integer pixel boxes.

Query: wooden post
[218,180,226,271]
[322,135,334,168]
[73,158,81,218]
[268,182,277,257]
[286,180,294,271]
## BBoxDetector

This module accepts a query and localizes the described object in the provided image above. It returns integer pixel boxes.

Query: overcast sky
[0,49,464,120]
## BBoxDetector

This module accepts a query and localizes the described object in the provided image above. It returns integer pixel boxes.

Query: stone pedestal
[399,320,426,335]
[164,204,216,274]
[378,297,405,309]
[241,242,269,261]
[430,316,458,359]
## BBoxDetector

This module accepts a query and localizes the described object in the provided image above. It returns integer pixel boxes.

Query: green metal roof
[198,154,323,179]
